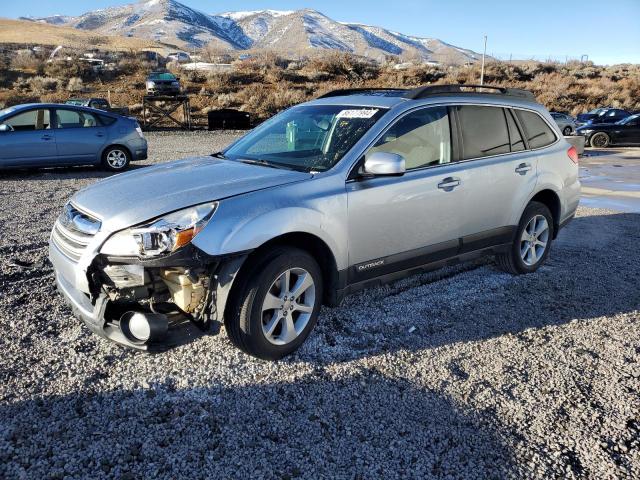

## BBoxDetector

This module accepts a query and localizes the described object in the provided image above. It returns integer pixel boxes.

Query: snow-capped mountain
[27,0,482,64]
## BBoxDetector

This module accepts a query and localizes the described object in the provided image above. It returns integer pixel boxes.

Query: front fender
[192,182,348,270]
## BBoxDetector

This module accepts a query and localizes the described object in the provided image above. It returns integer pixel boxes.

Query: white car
[167,52,191,63]
[551,112,577,136]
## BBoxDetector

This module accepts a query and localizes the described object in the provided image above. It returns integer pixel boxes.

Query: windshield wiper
[211,152,227,159]
[239,158,278,169]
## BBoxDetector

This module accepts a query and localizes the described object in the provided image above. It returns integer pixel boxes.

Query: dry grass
[0,46,638,122]
[0,18,164,52]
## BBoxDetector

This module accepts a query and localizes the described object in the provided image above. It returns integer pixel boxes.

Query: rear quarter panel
[533,140,580,222]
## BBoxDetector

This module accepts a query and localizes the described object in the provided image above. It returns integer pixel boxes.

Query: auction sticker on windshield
[337,109,380,119]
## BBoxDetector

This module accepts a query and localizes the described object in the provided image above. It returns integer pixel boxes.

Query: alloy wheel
[520,215,549,267]
[106,149,127,169]
[261,267,316,346]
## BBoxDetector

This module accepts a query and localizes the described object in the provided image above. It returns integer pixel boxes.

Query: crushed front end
[49,202,245,351]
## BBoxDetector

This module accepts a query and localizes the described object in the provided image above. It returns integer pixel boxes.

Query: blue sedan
[0,103,147,171]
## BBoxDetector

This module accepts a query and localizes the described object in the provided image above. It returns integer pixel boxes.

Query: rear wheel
[225,247,323,360]
[495,201,554,275]
[562,126,572,136]
[102,146,131,172]
[590,132,610,148]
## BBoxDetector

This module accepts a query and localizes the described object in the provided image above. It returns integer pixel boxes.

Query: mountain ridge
[23,0,482,65]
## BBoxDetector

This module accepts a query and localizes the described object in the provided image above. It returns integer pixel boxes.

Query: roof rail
[405,84,537,101]
[318,88,407,99]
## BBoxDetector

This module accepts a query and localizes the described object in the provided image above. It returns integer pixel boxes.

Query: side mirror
[363,152,406,176]
[0,124,12,132]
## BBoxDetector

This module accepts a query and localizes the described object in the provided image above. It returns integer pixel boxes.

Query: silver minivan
[49,85,581,359]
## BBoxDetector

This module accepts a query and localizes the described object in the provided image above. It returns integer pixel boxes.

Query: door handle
[515,163,532,175]
[96,132,105,137]
[41,134,53,141]
[438,177,461,191]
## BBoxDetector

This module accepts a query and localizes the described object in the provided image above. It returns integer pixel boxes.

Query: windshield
[617,114,639,125]
[223,105,388,172]
[149,72,176,81]
[0,106,18,118]
[587,108,604,115]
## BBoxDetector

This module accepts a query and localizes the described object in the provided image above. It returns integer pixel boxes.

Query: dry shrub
[306,52,380,81]
[234,83,309,117]
[10,51,43,72]
[45,58,94,81]
[28,76,59,94]
[67,77,84,92]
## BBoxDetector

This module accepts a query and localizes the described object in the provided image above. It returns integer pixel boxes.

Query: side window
[515,110,557,149]
[456,105,510,159]
[4,109,51,131]
[55,109,99,129]
[369,106,451,170]
[505,109,525,152]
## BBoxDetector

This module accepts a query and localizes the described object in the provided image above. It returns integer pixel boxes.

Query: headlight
[171,81,180,87]
[101,202,218,257]
[580,129,593,134]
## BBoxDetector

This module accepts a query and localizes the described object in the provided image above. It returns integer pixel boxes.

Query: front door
[53,108,107,164]
[346,106,464,283]
[617,119,640,145]
[0,108,57,167]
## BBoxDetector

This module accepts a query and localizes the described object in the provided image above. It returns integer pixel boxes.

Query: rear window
[456,105,510,160]
[98,114,117,126]
[149,72,176,81]
[515,110,557,149]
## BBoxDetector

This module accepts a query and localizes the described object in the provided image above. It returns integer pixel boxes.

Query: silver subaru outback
[49,85,580,360]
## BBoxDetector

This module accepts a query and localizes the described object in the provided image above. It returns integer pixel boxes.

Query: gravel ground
[0,132,639,479]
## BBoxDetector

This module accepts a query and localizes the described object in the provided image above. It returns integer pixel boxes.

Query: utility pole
[480,35,487,85]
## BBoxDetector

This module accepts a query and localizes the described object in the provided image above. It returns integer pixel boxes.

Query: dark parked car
[0,103,147,171]
[65,98,130,116]
[577,114,640,147]
[145,71,181,96]
[576,108,631,127]
[208,108,251,130]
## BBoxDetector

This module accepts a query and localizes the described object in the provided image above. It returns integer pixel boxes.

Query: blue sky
[5,0,640,64]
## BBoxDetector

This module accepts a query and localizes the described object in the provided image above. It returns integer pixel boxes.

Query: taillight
[567,146,579,164]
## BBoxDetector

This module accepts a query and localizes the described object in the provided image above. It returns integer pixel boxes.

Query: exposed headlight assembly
[101,202,218,257]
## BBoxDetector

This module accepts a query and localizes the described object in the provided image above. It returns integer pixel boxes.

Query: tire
[225,247,323,360]
[562,126,572,136]
[102,146,131,172]
[495,201,554,275]
[590,132,610,148]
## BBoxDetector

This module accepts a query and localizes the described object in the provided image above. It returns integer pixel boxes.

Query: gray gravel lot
[0,131,639,479]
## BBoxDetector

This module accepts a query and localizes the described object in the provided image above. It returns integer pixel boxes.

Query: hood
[72,157,311,231]
[578,122,617,130]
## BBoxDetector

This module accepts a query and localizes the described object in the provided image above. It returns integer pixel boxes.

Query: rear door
[0,108,57,167]
[451,105,540,252]
[53,108,107,164]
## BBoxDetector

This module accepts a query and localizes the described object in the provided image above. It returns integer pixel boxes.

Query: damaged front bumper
[50,237,247,352]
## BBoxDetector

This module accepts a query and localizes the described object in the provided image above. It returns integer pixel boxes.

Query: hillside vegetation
[0,49,638,125]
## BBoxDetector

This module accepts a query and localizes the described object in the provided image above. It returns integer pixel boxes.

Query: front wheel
[562,126,572,136]
[102,146,131,172]
[495,201,554,275]
[225,247,323,360]
[590,132,610,148]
